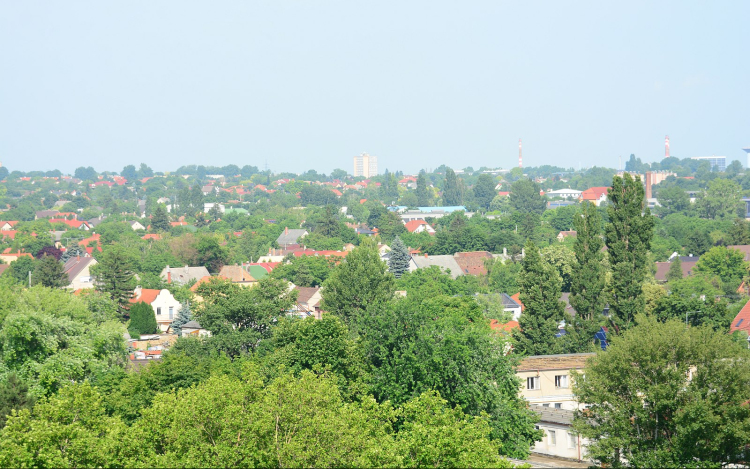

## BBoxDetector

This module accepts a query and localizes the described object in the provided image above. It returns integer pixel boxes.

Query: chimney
[184,265,189,273]
[503,247,507,257]
[424,253,428,258]
[166,265,171,284]
[285,226,289,235]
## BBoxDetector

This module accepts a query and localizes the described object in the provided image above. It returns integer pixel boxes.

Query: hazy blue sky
[1,1,748,175]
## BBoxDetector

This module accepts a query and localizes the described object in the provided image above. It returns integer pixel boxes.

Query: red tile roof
[730,300,750,335]
[404,219,433,233]
[130,289,160,305]
[510,293,525,311]
[580,187,609,201]
[490,319,520,332]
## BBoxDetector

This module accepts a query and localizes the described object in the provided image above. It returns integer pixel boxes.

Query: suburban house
[454,251,494,276]
[180,320,211,337]
[500,293,523,321]
[289,286,324,319]
[404,219,436,234]
[161,265,211,285]
[516,353,593,411]
[654,255,700,282]
[63,256,98,290]
[130,286,182,332]
[0,250,34,264]
[727,245,750,262]
[556,230,577,242]
[546,189,583,200]
[0,221,20,231]
[244,262,279,280]
[276,227,309,249]
[126,220,146,231]
[579,187,609,206]
[35,210,60,219]
[218,265,257,287]
[730,300,750,346]
[529,405,591,464]
[411,254,464,279]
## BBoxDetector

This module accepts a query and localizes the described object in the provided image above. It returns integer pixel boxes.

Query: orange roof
[190,275,229,292]
[404,219,433,233]
[292,249,349,258]
[580,187,609,201]
[0,230,18,239]
[731,300,750,335]
[510,293,525,311]
[50,219,88,229]
[78,233,101,246]
[142,233,161,240]
[490,319,520,333]
[0,221,20,228]
[130,288,160,304]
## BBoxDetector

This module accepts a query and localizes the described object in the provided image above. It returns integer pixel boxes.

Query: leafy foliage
[128,301,158,336]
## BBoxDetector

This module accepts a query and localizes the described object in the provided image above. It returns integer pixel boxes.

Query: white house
[130,286,183,332]
[546,189,583,199]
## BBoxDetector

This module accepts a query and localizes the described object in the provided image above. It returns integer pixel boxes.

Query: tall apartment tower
[353,152,378,177]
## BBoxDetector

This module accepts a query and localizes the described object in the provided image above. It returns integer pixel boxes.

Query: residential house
[579,187,609,206]
[411,254,464,279]
[546,189,583,200]
[0,250,34,264]
[244,262,279,280]
[516,353,593,411]
[290,286,323,319]
[86,216,107,229]
[161,265,211,285]
[126,220,146,231]
[654,255,700,282]
[63,256,98,290]
[276,227,309,249]
[529,405,591,463]
[203,202,226,214]
[727,245,750,262]
[557,230,577,242]
[130,286,183,332]
[454,251,494,275]
[35,210,60,219]
[730,300,750,345]
[0,221,19,231]
[218,265,258,287]
[404,219,435,234]
[49,219,90,230]
[180,320,211,337]
[398,176,418,189]
[500,293,523,321]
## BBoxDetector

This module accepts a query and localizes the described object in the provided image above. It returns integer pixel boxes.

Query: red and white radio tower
[665,135,670,158]
[518,138,523,168]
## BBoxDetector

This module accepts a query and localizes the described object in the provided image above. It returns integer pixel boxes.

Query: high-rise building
[353,153,378,177]
[690,156,726,172]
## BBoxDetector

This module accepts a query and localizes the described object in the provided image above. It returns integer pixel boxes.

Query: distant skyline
[1,1,748,175]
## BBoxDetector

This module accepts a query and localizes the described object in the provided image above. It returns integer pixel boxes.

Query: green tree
[91,245,136,317]
[473,174,496,210]
[416,171,431,206]
[120,164,137,181]
[665,256,683,282]
[568,201,606,351]
[512,240,565,355]
[60,242,85,262]
[0,374,35,429]
[694,246,748,293]
[388,236,411,279]
[698,178,743,219]
[442,168,462,206]
[573,316,750,467]
[170,301,193,337]
[322,238,395,325]
[605,174,654,331]
[128,302,158,336]
[540,243,575,292]
[150,204,170,232]
[31,255,68,288]
[6,256,36,285]
[509,178,546,214]
[195,235,229,273]
[655,185,690,215]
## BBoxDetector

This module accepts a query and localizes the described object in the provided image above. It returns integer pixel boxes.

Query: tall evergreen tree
[128,302,159,336]
[416,171,430,206]
[605,173,654,331]
[388,236,411,278]
[0,373,35,429]
[170,301,193,337]
[151,204,170,232]
[512,240,565,355]
[568,202,605,351]
[31,255,69,288]
[666,256,683,282]
[442,168,462,206]
[60,242,85,263]
[91,246,136,318]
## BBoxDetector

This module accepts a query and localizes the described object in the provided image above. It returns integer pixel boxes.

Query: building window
[156,307,161,315]
[548,430,556,446]
[169,306,174,319]
[568,432,577,449]
[555,375,569,389]
[527,377,540,390]
[542,403,550,407]
[554,403,562,409]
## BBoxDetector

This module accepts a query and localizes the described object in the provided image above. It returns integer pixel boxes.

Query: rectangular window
[156,307,161,315]
[554,403,562,409]
[548,430,556,446]
[568,432,577,449]
[542,403,550,407]
[527,377,539,390]
[169,306,174,319]
[555,375,569,389]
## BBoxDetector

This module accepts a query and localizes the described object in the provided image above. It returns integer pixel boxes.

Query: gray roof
[412,255,464,279]
[63,256,97,282]
[501,293,521,309]
[529,405,575,426]
[276,229,308,247]
[161,265,210,285]
[181,320,202,329]
[36,210,59,219]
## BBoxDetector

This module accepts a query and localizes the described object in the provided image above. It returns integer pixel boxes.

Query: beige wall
[533,422,589,462]
[69,260,97,290]
[517,369,582,411]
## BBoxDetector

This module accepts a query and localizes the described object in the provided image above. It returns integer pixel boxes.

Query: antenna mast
[518,138,523,168]
[665,135,670,158]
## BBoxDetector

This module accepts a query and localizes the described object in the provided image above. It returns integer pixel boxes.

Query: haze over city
[1,0,748,175]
